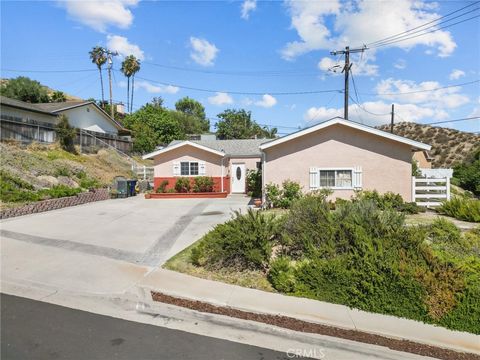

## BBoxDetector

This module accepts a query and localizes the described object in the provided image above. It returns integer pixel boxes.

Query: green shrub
[40,185,82,199]
[55,114,77,153]
[453,147,480,196]
[246,169,262,198]
[191,209,280,270]
[427,218,461,243]
[156,180,169,193]
[193,176,214,192]
[354,190,419,214]
[175,177,191,193]
[268,256,296,293]
[438,197,480,222]
[265,180,302,209]
[55,167,71,177]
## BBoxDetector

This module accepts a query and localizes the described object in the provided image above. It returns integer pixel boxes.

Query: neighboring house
[413,150,433,169]
[0,96,131,152]
[143,117,432,201]
[143,138,264,193]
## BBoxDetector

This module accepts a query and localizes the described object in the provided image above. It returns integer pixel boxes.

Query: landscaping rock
[57,176,79,188]
[36,175,59,188]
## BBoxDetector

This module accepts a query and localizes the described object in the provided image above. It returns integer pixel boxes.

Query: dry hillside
[377,122,479,168]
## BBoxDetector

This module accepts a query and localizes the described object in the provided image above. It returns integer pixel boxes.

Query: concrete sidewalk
[137,268,480,355]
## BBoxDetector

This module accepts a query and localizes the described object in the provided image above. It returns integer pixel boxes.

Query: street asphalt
[1,294,306,360]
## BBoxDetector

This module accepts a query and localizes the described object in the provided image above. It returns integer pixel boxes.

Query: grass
[164,242,274,292]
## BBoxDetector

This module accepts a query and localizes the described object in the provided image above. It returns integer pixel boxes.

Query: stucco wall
[153,145,225,177]
[61,104,118,134]
[413,151,432,169]
[225,157,260,177]
[264,124,413,201]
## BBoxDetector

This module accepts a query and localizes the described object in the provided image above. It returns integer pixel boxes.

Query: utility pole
[330,45,367,120]
[390,104,395,134]
[104,48,118,120]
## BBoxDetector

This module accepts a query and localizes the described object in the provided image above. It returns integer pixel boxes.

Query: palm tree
[89,46,107,106]
[120,55,136,113]
[129,56,141,113]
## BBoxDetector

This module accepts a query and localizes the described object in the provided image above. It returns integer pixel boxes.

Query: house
[143,117,432,202]
[0,96,131,152]
[413,150,433,169]
[143,138,265,193]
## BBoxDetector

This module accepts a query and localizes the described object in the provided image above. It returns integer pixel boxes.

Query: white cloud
[58,0,138,33]
[394,59,407,69]
[208,92,233,105]
[131,80,179,94]
[106,35,144,60]
[282,0,456,60]
[189,37,219,66]
[375,78,469,108]
[241,0,256,20]
[305,101,449,126]
[449,69,466,80]
[318,52,378,76]
[255,94,277,108]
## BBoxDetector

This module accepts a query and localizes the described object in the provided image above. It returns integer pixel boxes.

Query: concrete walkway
[137,268,480,356]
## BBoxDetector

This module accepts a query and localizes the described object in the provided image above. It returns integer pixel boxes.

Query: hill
[0,142,144,209]
[377,122,479,168]
[0,77,83,101]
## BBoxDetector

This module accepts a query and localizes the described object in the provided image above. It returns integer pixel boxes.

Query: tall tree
[175,97,209,132]
[0,76,50,103]
[89,46,107,105]
[50,90,66,102]
[120,55,137,113]
[128,56,141,112]
[215,109,276,139]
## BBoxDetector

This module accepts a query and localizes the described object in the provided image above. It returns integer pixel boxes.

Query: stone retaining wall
[0,189,110,220]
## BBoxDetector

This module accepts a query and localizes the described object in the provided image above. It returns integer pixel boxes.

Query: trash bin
[114,177,128,198]
[127,180,137,197]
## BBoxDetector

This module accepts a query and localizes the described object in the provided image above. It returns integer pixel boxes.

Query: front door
[231,163,246,193]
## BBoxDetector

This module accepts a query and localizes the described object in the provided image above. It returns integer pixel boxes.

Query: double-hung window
[319,169,352,188]
[180,161,199,176]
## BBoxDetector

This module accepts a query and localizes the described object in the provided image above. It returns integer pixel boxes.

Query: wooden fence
[412,176,450,207]
[1,114,132,153]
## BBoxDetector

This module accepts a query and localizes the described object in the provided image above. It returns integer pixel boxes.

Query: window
[319,169,352,188]
[180,161,199,176]
[256,161,262,170]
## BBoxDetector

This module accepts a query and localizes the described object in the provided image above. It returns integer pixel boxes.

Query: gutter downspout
[261,150,266,205]
[220,153,225,193]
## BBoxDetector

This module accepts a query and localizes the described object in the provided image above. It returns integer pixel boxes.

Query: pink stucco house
[143,117,431,201]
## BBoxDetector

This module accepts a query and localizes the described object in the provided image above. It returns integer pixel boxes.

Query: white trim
[259,117,431,151]
[143,140,225,159]
[179,161,200,176]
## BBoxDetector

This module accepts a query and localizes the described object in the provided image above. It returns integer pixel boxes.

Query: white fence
[132,165,154,180]
[412,176,450,207]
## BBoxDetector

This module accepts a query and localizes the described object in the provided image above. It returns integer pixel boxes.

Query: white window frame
[180,161,199,176]
[318,167,354,190]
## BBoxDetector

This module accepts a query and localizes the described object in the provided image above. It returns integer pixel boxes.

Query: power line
[1,68,97,73]
[362,79,480,96]
[132,73,343,96]
[367,2,480,46]
[423,116,480,125]
[370,13,480,49]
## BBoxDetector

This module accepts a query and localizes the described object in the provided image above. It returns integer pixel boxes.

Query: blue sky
[1,0,479,134]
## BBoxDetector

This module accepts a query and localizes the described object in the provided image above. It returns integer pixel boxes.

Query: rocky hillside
[377,122,479,168]
[0,142,144,208]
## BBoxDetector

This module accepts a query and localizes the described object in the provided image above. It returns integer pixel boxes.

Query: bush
[193,176,214,193]
[453,147,480,196]
[191,209,280,270]
[268,256,296,293]
[354,190,420,214]
[246,169,262,198]
[265,180,302,208]
[156,180,169,193]
[40,185,82,199]
[55,114,77,153]
[175,177,191,193]
[438,197,480,222]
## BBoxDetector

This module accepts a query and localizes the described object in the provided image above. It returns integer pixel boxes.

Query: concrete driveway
[0,195,249,295]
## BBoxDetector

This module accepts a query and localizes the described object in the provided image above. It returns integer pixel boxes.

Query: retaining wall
[0,188,110,220]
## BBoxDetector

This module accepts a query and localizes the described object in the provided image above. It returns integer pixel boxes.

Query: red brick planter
[147,192,228,199]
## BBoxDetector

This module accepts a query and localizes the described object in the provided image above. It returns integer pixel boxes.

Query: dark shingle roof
[0,96,53,114]
[169,139,268,156]
[0,96,91,114]
[34,101,91,112]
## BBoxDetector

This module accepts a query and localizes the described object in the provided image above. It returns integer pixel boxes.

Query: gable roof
[142,140,225,159]
[0,96,126,131]
[259,117,431,151]
[171,139,266,156]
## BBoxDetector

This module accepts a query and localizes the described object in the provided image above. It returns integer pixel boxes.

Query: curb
[136,270,480,357]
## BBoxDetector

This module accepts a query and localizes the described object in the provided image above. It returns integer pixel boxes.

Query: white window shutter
[199,161,206,175]
[353,166,363,189]
[173,162,180,176]
[309,167,319,190]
